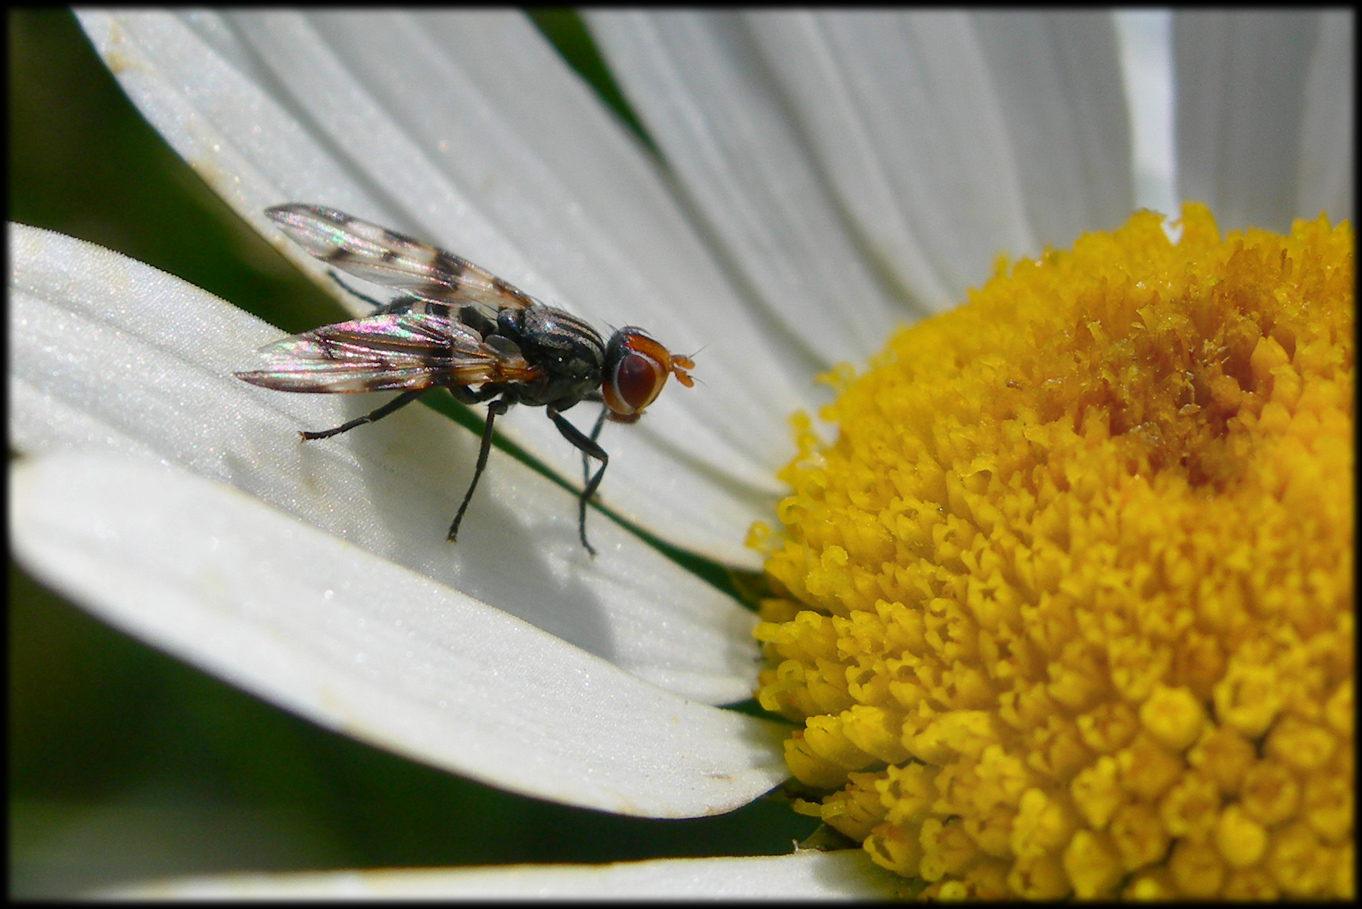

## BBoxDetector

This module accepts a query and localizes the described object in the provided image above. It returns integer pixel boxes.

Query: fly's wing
[235,311,541,394]
[266,204,538,315]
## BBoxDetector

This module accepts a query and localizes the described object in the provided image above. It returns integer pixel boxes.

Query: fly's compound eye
[602,329,695,422]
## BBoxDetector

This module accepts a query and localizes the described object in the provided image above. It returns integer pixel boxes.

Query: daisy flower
[9,9,1351,899]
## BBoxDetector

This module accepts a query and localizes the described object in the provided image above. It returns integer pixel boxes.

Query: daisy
[10,9,1351,899]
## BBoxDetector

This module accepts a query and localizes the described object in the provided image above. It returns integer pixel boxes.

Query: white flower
[9,9,1350,898]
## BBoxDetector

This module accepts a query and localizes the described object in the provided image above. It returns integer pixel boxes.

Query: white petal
[587,11,907,368]
[967,12,1135,236]
[76,9,805,564]
[108,851,905,899]
[1173,10,1353,229]
[11,451,790,817]
[9,223,762,702]
[1115,11,1178,216]
[655,11,1130,312]
[1296,10,1354,223]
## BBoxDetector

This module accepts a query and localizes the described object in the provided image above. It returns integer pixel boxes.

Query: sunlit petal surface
[1173,10,1354,229]
[108,851,905,899]
[11,449,790,817]
[9,224,762,706]
[589,10,1134,323]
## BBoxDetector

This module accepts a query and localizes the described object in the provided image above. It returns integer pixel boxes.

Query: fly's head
[600,328,695,424]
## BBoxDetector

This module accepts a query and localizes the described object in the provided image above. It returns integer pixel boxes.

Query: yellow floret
[754,206,1353,898]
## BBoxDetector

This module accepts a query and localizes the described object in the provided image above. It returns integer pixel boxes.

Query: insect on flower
[236,204,695,556]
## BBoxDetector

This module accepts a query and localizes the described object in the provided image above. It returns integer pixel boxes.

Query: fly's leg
[583,405,609,489]
[300,388,425,440]
[328,270,388,310]
[448,396,510,543]
[549,407,609,557]
[328,272,425,317]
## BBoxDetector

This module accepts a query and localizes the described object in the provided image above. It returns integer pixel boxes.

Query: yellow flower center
[751,205,1353,899]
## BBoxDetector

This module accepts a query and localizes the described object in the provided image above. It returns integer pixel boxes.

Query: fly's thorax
[455,303,498,338]
[496,305,605,407]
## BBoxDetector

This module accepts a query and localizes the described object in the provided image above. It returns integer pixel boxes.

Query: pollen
[753,206,1353,899]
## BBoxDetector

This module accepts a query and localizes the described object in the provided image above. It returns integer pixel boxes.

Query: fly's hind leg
[327,270,388,310]
[326,271,425,317]
[300,388,426,440]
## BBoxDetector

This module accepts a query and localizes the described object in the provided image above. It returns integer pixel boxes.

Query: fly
[235,204,695,556]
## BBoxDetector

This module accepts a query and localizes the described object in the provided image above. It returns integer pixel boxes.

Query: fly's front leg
[548,407,609,557]
[583,404,609,489]
[300,388,426,440]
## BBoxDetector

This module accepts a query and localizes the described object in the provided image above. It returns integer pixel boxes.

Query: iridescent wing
[235,310,542,394]
[266,203,538,314]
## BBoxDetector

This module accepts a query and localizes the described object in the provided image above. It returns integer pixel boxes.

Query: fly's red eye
[602,329,694,421]
[603,348,664,419]
[615,350,665,409]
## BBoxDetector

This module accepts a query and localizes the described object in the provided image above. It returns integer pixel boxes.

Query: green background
[8,9,814,897]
